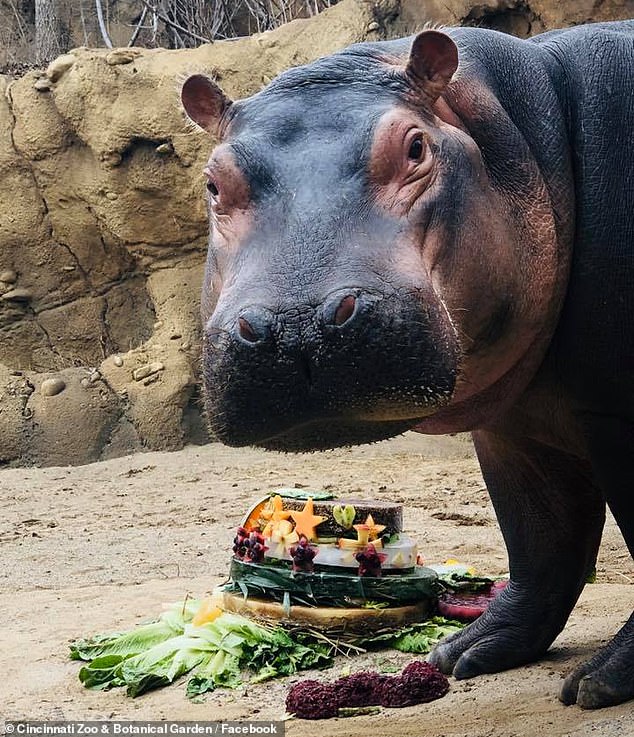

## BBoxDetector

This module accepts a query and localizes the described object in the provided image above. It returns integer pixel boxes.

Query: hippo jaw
[234,420,427,453]
[202,285,459,451]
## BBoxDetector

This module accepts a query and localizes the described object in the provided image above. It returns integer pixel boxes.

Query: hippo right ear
[181,74,233,136]
[406,30,459,102]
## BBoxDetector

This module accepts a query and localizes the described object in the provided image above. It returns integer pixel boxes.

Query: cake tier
[264,534,417,570]
[242,492,403,538]
[225,558,437,608]
[211,591,433,635]
[284,497,402,537]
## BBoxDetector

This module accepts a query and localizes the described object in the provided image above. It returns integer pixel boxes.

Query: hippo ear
[181,74,233,136]
[406,30,459,101]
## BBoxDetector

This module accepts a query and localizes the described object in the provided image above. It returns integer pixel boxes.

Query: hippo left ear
[406,30,459,102]
[181,74,233,136]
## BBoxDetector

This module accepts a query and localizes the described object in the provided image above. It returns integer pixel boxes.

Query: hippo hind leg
[429,430,605,681]
[561,613,634,708]
[560,413,634,709]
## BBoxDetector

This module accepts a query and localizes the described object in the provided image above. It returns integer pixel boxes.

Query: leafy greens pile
[71,601,331,698]
[356,617,464,653]
[70,600,463,699]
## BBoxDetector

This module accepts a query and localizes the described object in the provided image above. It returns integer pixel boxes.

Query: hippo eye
[206,179,219,198]
[408,135,425,161]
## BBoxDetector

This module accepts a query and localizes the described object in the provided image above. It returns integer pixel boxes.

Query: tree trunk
[35,0,64,64]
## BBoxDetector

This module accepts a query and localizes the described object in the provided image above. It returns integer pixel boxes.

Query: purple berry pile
[286,660,450,719]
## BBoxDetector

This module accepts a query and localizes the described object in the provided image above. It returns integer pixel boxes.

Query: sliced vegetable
[333,504,356,530]
[192,598,223,626]
[437,579,509,621]
[289,498,327,540]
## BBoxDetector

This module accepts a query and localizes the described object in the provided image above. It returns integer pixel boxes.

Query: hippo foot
[560,612,634,708]
[428,583,561,679]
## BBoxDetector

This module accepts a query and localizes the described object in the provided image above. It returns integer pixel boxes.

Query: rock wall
[1,0,632,466]
[0,0,385,466]
[395,0,634,37]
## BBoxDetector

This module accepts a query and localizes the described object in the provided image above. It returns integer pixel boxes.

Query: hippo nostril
[235,306,274,345]
[238,317,258,343]
[333,295,357,326]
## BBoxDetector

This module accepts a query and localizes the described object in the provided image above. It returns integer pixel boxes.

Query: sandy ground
[1,432,633,736]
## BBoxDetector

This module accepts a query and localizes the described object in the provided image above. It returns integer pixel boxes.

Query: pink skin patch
[368,108,436,216]
[366,99,561,432]
[203,146,252,246]
[202,146,254,303]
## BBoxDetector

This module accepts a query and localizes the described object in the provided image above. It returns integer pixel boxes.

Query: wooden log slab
[211,590,432,635]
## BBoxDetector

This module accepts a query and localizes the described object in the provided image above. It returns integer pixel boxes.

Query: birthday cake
[213,490,437,632]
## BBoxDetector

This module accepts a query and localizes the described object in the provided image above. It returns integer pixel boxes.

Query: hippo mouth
[208,375,457,449]
[245,417,424,453]
[202,332,457,452]
[206,393,453,452]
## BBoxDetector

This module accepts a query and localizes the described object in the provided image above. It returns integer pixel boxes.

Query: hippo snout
[203,287,459,451]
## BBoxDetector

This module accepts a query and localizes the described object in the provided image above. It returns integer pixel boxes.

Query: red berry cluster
[289,535,317,572]
[334,672,389,706]
[233,527,267,563]
[285,680,339,719]
[355,543,386,577]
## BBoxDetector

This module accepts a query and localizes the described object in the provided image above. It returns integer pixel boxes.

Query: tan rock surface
[0,0,384,466]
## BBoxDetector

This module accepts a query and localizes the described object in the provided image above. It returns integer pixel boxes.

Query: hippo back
[532,22,634,414]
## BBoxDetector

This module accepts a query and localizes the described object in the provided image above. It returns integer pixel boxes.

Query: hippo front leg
[429,430,605,679]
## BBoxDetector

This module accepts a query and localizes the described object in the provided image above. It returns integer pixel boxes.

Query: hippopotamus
[181,20,634,708]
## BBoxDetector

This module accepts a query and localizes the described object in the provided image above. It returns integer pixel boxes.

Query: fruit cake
[214,489,437,629]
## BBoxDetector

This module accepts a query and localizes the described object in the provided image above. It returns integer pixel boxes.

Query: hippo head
[182,31,563,451]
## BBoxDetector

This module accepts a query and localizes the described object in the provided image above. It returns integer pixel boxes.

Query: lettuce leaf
[186,651,242,697]
[78,634,208,696]
[70,600,200,661]
[121,635,208,697]
[78,654,128,690]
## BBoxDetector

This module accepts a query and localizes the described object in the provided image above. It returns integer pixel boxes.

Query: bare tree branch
[6,0,29,44]
[79,0,89,46]
[139,0,212,44]
[128,6,149,47]
[95,0,113,48]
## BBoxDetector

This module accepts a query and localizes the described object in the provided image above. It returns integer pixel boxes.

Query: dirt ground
[1,432,633,736]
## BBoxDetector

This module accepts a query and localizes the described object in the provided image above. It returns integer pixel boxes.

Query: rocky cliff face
[0,0,632,466]
[0,0,381,466]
